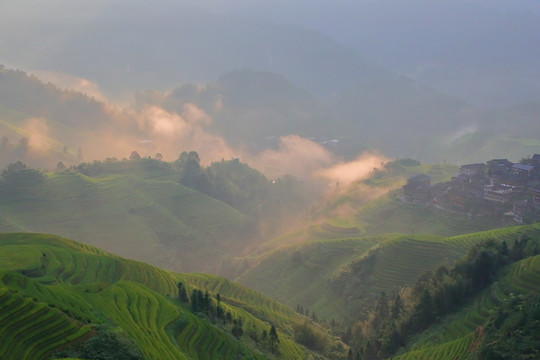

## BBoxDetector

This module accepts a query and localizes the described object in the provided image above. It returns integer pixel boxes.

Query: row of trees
[475,293,540,359]
[1,160,45,183]
[349,234,540,360]
[176,282,280,352]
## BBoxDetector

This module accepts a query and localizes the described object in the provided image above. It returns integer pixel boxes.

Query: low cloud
[443,123,479,145]
[4,77,389,186]
[136,104,237,162]
[248,135,335,179]
[22,118,54,154]
[315,152,389,185]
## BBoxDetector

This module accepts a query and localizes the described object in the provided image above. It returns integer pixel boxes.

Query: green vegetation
[474,293,540,359]
[0,161,244,272]
[0,233,343,359]
[0,156,308,273]
[237,224,540,325]
[379,237,540,360]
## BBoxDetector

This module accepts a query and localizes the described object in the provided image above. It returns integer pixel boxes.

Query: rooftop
[408,174,430,182]
[513,164,535,171]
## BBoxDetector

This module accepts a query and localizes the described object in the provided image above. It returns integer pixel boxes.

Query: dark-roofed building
[492,172,527,189]
[484,185,513,203]
[512,163,535,179]
[448,187,468,208]
[513,200,529,224]
[531,154,540,167]
[451,173,469,190]
[487,159,513,176]
[460,163,487,176]
[402,174,432,203]
[407,174,431,187]
[531,187,540,209]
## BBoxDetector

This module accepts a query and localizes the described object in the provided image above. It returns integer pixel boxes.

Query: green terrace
[0,233,340,360]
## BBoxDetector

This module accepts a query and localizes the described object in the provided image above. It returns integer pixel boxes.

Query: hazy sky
[1,0,539,168]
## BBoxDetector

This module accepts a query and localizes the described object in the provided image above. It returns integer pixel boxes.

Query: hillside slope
[390,249,540,360]
[0,233,343,360]
[0,161,247,273]
[237,224,540,323]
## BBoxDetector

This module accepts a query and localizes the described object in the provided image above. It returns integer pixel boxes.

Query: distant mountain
[480,101,540,135]
[1,65,538,167]
[437,101,540,163]
[201,0,540,107]
[330,76,479,160]
[0,2,385,98]
[0,67,110,129]
[137,69,335,147]
[139,69,484,160]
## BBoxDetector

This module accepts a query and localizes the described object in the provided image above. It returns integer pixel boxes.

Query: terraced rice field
[239,223,540,324]
[366,236,462,295]
[391,253,540,360]
[391,335,474,360]
[237,236,384,320]
[0,169,246,272]
[0,286,90,360]
[0,233,325,360]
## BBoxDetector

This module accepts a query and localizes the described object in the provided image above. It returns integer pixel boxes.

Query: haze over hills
[2,0,540,164]
[2,64,538,169]
[198,0,540,108]
[0,1,385,99]
[1,1,540,359]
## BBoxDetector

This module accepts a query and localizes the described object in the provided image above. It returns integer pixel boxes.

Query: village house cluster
[401,154,540,224]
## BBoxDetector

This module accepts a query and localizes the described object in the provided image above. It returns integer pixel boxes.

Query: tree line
[348,234,540,360]
[176,282,280,353]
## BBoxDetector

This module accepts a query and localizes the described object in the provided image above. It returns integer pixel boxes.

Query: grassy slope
[334,160,508,237]
[235,160,524,321]
[0,165,245,273]
[390,254,540,360]
[237,223,540,322]
[263,161,504,253]
[0,233,335,360]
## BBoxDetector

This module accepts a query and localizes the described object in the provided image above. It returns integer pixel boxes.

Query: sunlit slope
[0,169,245,272]
[238,223,540,322]
[352,195,511,236]
[320,160,506,238]
[0,233,334,360]
[390,254,540,360]
[0,286,90,360]
[265,161,503,253]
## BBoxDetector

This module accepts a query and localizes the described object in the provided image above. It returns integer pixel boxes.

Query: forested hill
[0,233,344,359]
[0,156,309,273]
[0,67,110,129]
[0,67,119,168]
[1,66,539,167]
[234,223,540,359]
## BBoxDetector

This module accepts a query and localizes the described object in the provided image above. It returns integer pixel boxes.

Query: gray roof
[461,163,486,169]
[513,164,535,171]
[408,174,431,182]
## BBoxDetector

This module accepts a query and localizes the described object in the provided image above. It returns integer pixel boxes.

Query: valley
[1,1,540,358]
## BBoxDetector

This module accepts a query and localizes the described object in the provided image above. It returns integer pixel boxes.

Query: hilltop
[0,233,344,360]
[0,156,309,273]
